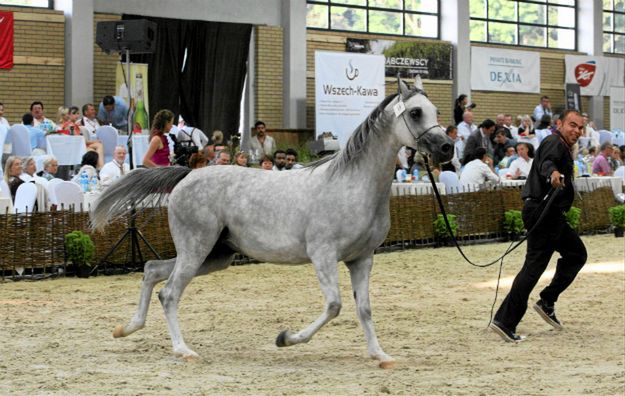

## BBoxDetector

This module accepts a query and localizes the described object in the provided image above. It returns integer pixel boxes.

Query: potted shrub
[565,207,582,232]
[503,210,524,241]
[433,213,458,247]
[64,231,95,278]
[608,205,625,238]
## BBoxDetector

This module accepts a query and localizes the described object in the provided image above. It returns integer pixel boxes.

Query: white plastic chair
[615,166,625,180]
[13,182,37,213]
[599,130,613,145]
[612,129,625,146]
[439,171,460,194]
[0,179,11,199]
[46,178,64,205]
[131,135,150,167]
[96,125,119,163]
[8,124,32,156]
[54,181,84,211]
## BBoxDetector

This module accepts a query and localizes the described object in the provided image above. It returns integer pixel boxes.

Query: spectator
[462,119,495,165]
[532,95,553,122]
[495,114,513,139]
[21,113,46,155]
[3,156,23,202]
[610,144,622,171]
[504,114,519,139]
[273,149,287,171]
[0,102,9,127]
[591,142,614,176]
[71,151,99,184]
[98,95,129,131]
[234,151,249,167]
[285,148,303,170]
[456,111,477,161]
[143,109,174,168]
[203,145,216,164]
[211,130,225,151]
[535,114,552,144]
[99,146,130,186]
[493,128,517,165]
[80,103,101,137]
[30,101,56,133]
[248,120,276,162]
[259,154,273,170]
[56,106,81,135]
[498,146,517,169]
[171,120,208,149]
[36,156,59,181]
[214,150,231,165]
[188,151,208,169]
[581,112,600,149]
[518,114,534,136]
[453,94,469,125]
[21,156,37,181]
[441,126,461,173]
[459,147,500,190]
[505,142,534,179]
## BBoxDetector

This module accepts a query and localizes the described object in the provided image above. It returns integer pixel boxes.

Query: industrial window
[0,0,51,7]
[603,0,625,54]
[306,0,439,39]
[469,0,576,50]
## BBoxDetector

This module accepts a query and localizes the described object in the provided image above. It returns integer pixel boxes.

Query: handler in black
[490,109,587,342]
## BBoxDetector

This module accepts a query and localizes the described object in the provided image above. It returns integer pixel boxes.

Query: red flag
[0,11,14,69]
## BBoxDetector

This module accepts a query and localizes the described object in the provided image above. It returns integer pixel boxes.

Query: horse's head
[391,77,454,165]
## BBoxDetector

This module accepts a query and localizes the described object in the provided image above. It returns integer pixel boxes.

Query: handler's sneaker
[489,320,525,343]
[533,299,563,330]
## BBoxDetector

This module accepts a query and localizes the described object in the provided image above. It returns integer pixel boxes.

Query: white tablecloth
[500,179,526,188]
[0,196,13,214]
[497,176,622,197]
[46,135,86,166]
[391,182,447,196]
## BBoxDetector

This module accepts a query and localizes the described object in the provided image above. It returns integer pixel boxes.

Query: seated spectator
[459,147,499,190]
[79,103,100,138]
[462,119,495,165]
[188,151,208,169]
[143,109,174,168]
[21,113,46,155]
[202,145,216,164]
[504,114,519,139]
[592,142,614,176]
[99,146,130,186]
[440,126,461,173]
[0,102,10,127]
[273,150,287,171]
[259,154,274,170]
[234,151,249,167]
[3,156,24,201]
[56,106,82,135]
[505,142,534,179]
[495,114,513,139]
[517,114,534,137]
[71,151,99,184]
[534,114,552,144]
[20,156,37,181]
[30,101,56,133]
[285,148,303,170]
[36,156,59,181]
[493,128,516,165]
[211,130,226,152]
[498,146,517,169]
[214,149,231,165]
[610,144,623,171]
[98,95,129,131]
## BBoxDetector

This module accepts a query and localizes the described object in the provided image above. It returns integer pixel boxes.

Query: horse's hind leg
[346,255,394,366]
[113,258,176,338]
[276,253,342,347]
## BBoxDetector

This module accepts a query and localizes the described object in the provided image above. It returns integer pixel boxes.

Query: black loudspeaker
[96,19,157,54]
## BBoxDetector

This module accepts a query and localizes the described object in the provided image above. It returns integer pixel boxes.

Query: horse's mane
[308,91,418,174]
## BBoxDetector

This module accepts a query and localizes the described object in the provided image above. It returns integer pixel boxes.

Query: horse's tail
[91,166,192,232]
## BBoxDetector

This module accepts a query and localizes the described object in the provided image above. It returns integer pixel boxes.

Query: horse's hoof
[182,354,200,363]
[276,330,290,347]
[112,324,125,338]
[379,360,396,369]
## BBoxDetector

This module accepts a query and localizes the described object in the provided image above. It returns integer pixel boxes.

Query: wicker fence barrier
[0,186,617,277]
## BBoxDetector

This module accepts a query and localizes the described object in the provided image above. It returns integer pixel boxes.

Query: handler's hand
[550,171,564,188]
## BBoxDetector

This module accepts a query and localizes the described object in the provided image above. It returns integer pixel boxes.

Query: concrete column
[241,29,255,152]
[440,0,471,104]
[55,0,94,108]
[281,0,307,129]
[578,0,604,128]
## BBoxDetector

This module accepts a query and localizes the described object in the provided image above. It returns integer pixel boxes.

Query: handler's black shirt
[521,133,574,211]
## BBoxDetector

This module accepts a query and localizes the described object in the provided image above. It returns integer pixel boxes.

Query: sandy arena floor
[1,234,623,395]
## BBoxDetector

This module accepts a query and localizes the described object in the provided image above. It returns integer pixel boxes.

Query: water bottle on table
[79,171,89,192]
[89,176,98,192]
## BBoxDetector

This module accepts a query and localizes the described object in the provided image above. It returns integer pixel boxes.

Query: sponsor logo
[490,70,522,85]
[345,59,359,81]
[574,61,596,87]
[322,84,379,97]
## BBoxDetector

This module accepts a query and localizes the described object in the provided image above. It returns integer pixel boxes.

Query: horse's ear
[398,78,410,98]
[413,75,424,91]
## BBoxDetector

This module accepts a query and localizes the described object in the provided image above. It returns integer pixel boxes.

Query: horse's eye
[409,108,422,119]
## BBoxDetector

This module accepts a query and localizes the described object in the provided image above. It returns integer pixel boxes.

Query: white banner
[610,86,625,132]
[470,47,540,93]
[565,55,625,96]
[315,51,385,147]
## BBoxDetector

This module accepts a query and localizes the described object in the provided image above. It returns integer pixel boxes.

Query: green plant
[565,207,582,231]
[433,213,458,240]
[608,205,625,228]
[64,231,95,267]
[503,210,524,234]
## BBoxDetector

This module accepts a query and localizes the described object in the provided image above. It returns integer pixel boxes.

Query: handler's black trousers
[494,200,587,332]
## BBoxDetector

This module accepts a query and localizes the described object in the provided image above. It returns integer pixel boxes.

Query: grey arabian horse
[92,78,454,368]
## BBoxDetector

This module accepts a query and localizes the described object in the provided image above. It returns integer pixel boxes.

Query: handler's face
[558,113,584,146]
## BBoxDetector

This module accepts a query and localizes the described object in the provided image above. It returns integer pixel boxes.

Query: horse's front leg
[276,252,341,347]
[346,255,394,368]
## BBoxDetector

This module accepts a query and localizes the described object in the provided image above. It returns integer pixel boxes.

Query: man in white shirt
[459,147,500,190]
[504,114,519,139]
[505,142,533,179]
[248,120,275,162]
[456,111,477,161]
[99,146,130,186]
[532,95,553,122]
[79,103,101,138]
